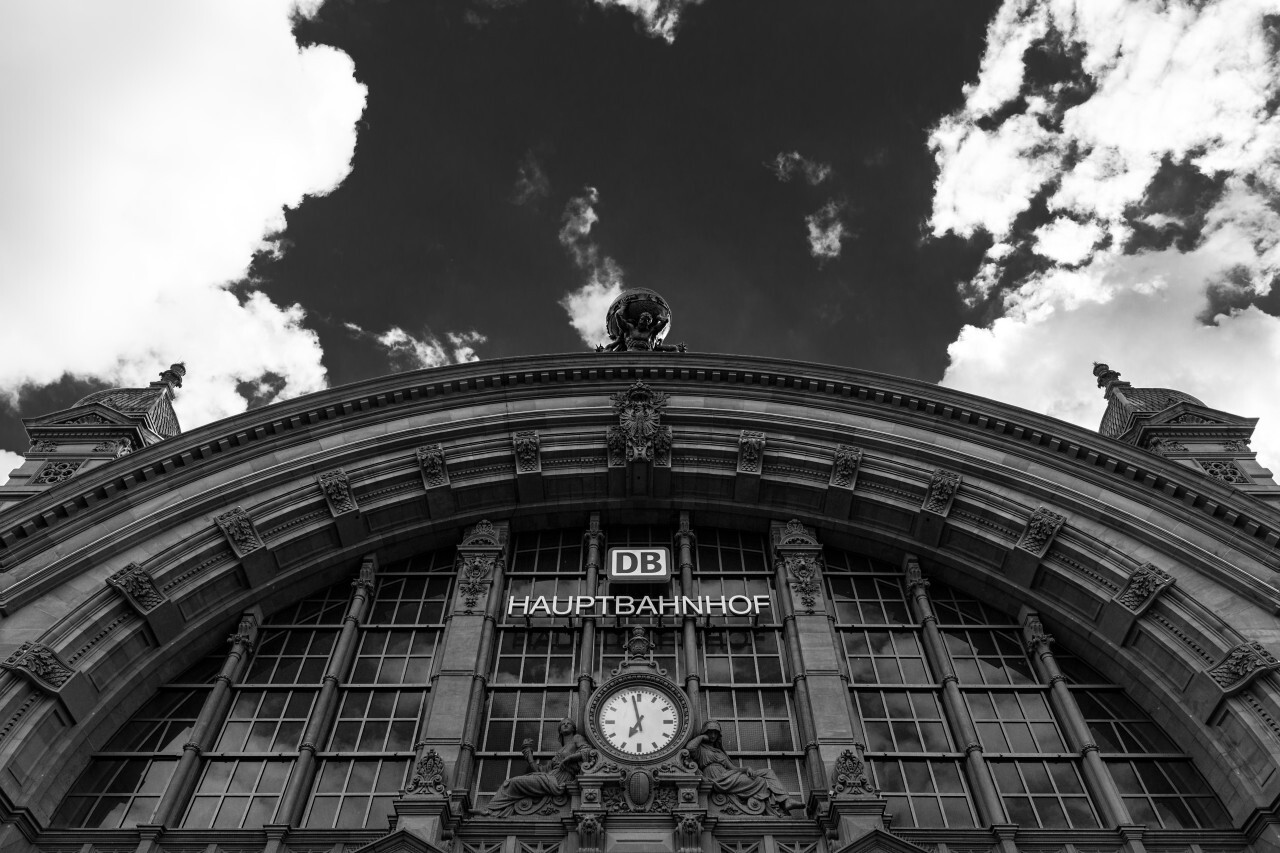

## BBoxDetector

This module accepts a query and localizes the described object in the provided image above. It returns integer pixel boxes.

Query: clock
[586,672,691,764]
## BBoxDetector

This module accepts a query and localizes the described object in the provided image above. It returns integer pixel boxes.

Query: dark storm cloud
[1123,154,1229,255]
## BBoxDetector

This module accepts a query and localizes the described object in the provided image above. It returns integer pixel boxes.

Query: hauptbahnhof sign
[506,594,770,617]
[607,547,671,581]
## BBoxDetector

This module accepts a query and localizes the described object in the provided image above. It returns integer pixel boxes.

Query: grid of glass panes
[477,531,583,808]
[302,557,452,829]
[827,558,976,828]
[186,582,353,828]
[989,760,1098,828]
[50,652,221,828]
[595,626,683,680]
[1077,690,1230,828]
[694,530,803,797]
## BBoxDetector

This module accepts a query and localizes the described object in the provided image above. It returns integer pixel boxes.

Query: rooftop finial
[1093,362,1121,392]
[150,362,186,399]
[599,288,684,353]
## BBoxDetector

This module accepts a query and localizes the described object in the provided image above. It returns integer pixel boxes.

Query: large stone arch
[1,353,1278,848]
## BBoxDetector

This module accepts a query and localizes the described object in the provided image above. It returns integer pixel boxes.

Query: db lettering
[608,547,671,581]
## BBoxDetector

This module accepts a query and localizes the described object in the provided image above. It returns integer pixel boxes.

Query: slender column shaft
[274,560,375,825]
[453,551,504,789]
[905,562,1007,826]
[1022,613,1131,827]
[775,555,824,791]
[152,609,260,826]
[676,513,701,722]
[577,516,603,729]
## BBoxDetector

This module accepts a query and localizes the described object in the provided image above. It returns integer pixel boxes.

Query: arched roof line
[3,354,1279,566]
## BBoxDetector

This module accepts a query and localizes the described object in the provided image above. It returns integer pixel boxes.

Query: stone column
[577,515,604,730]
[676,513,700,724]
[412,519,508,805]
[769,520,832,797]
[151,608,262,826]
[902,556,1007,827]
[274,556,377,824]
[1020,609,1133,830]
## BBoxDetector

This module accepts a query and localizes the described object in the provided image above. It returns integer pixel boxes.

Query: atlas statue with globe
[599,288,685,352]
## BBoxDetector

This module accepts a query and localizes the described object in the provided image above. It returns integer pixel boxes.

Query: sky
[4,0,1280,482]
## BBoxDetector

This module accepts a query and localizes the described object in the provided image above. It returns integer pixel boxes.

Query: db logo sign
[608,547,671,582]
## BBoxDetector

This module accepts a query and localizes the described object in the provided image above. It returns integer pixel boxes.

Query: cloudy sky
[5,0,1280,481]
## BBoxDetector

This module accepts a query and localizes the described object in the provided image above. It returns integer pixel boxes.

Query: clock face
[596,685,683,758]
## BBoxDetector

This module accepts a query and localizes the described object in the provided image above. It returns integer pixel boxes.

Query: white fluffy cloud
[806,200,848,261]
[932,0,1280,464]
[769,151,833,185]
[559,188,625,347]
[592,0,705,43]
[0,1,366,462]
[346,324,486,371]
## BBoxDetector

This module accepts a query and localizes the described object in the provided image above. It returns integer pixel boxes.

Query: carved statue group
[479,717,801,818]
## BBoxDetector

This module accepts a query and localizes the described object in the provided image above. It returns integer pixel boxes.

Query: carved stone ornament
[738,430,766,473]
[576,812,605,849]
[107,563,166,612]
[600,287,683,352]
[33,459,84,485]
[785,554,822,615]
[606,426,628,467]
[403,746,448,796]
[609,381,671,462]
[904,556,928,591]
[461,518,502,547]
[922,469,960,514]
[457,554,496,614]
[28,439,57,453]
[215,507,263,554]
[1198,459,1250,484]
[1223,439,1251,452]
[1022,613,1054,653]
[1147,438,1188,454]
[674,812,704,851]
[1,642,74,691]
[1171,413,1214,424]
[93,438,133,456]
[1018,507,1065,555]
[831,745,878,796]
[317,469,357,514]
[831,444,862,487]
[227,612,260,652]
[1115,563,1174,612]
[513,430,541,472]
[775,519,818,547]
[1207,642,1280,690]
[417,444,448,486]
[67,413,109,425]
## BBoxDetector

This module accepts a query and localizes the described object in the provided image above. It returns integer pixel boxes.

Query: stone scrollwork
[738,430,766,473]
[1207,642,1280,691]
[1017,507,1065,555]
[609,381,671,463]
[922,469,960,514]
[1148,438,1188,454]
[403,745,448,796]
[417,444,449,486]
[33,460,84,485]
[513,431,541,473]
[1115,563,1174,612]
[317,469,357,514]
[785,553,822,615]
[1,642,74,691]
[831,744,878,797]
[831,444,862,487]
[107,562,166,612]
[214,507,263,555]
[456,553,496,615]
[462,518,503,547]
[28,439,58,453]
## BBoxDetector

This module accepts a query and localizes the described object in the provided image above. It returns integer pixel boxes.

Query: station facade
[2,301,1280,853]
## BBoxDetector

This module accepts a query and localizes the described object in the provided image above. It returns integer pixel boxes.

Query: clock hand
[628,695,645,736]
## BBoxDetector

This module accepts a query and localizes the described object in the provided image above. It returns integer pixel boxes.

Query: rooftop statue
[599,288,685,352]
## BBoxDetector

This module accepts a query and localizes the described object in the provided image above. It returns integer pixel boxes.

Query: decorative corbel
[1004,506,1065,588]
[214,506,275,587]
[512,430,544,502]
[1100,563,1175,643]
[417,444,455,519]
[1190,641,1280,721]
[1,641,95,722]
[107,563,181,643]
[771,519,825,616]
[915,468,960,546]
[317,469,364,546]
[825,444,862,519]
[735,430,766,502]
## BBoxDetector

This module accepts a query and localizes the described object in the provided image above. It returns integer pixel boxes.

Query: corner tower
[0,363,186,510]
[1092,362,1280,503]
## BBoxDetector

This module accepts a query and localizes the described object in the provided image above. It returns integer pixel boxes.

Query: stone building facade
[2,332,1280,853]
